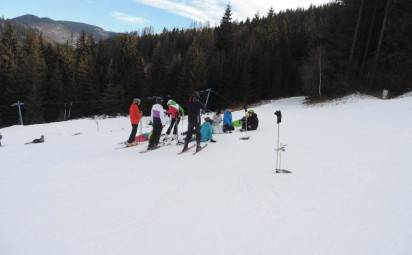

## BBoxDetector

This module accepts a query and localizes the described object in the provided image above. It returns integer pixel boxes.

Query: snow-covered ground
[1,95,411,255]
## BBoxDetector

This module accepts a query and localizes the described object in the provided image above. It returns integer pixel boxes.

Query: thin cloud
[135,0,222,23]
[112,11,149,24]
[135,0,331,24]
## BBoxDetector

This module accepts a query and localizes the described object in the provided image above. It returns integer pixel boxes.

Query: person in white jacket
[148,97,166,150]
[212,110,223,134]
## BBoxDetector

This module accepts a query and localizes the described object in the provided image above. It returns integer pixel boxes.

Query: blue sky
[1,0,331,33]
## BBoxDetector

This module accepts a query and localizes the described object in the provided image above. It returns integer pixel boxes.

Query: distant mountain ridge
[5,14,117,44]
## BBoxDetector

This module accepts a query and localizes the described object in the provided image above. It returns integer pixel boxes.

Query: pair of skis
[177,144,208,155]
[139,143,207,155]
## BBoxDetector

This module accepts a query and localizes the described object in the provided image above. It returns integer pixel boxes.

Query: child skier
[212,110,223,134]
[201,117,216,143]
[223,109,234,133]
[165,99,184,141]
[148,97,166,150]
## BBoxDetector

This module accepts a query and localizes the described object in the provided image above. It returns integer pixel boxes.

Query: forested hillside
[1,0,411,126]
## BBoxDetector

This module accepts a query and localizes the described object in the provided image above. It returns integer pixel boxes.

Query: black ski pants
[148,118,163,148]
[127,124,138,143]
[166,117,180,135]
[184,120,201,147]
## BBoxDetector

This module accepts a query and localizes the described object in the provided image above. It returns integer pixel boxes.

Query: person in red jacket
[127,98,142,145]
[165,99,184,138]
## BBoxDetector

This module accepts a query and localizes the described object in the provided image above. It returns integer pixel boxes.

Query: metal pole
[63,103,67,121]
[276,123,280,170]
[17,101,23,125]
[138,118,143,145]
[204,88,212,111]
[11,101,24,125]
[67,102,73,119]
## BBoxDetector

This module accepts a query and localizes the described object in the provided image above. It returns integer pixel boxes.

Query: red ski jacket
[167,105,180,119]
[129,103,142,124]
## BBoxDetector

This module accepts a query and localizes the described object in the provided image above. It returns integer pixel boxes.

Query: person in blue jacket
[223,109,234,133]
[201,117,216,143]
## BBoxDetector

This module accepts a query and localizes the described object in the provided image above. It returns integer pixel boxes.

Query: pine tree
[148,42,167,97]
[101,61,125,115]
[25,84,45,124]
[43,63,64,122]
[216,4,234,52]
[0,23,19,125]
[74,57,98,116]
[18,32,46,124]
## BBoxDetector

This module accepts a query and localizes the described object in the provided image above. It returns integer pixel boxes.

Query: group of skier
[126,91,259,153]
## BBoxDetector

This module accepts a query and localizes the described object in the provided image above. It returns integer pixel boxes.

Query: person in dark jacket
[241,110,259,131]
[25,135,45,145]
[127,98,143,145]
[182,91,204,152]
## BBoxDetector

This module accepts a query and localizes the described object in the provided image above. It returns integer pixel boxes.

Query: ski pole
[274,111,282,171]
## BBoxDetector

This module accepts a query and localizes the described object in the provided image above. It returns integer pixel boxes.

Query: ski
[115,142,140,150]
[177,144,196,155]
[139,145,161,154]
[275,169,292,174]
[192,144,208,155]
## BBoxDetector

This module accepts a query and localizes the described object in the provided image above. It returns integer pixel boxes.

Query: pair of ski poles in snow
[274,110,291,174]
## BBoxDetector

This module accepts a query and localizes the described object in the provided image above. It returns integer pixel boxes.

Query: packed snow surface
[1,95,411,255]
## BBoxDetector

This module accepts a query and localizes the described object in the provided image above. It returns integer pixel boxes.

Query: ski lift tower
[11,101,24,125]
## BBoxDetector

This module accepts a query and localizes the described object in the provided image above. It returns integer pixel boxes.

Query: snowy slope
[1,95,411,255]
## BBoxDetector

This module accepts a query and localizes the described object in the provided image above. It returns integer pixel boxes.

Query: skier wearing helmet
[148,97,166,150]
[165,99,185,140]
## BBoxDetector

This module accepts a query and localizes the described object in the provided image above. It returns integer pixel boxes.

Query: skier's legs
[153,120,163,146]
[183,121,194,149]
[166,118,176,135]
[194,122,201,146]
[173,117,180,135]
[148,128,155,148]
[127,124,138,143]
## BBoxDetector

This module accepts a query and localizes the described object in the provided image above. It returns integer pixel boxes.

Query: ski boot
[181,141,189,153]
[196,143,201,153]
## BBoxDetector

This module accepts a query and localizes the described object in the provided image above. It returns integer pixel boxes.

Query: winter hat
[156,97,163,104]
[192,91,200,99]
[167,99,176,106]
[204,117,213,123]
[133,98,141,104]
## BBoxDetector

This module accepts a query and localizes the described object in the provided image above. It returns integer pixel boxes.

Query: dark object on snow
[241,110,259,131]
[223,124,234,133]
[276,169,292,174]
[275,110,282,124]
[0,133,2,146]
[25,135,45,145]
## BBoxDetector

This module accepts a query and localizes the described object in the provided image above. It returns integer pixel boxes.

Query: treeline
[0,0,411,126]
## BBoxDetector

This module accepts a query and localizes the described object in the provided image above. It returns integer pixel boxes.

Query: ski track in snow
[1,95,412,255]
